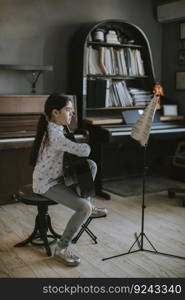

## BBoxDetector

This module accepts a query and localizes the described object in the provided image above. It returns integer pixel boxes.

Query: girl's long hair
[30,93,71,167]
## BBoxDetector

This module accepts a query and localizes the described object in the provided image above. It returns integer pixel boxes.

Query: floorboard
[0,191,185,278]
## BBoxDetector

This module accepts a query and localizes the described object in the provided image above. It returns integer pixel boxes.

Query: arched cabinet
[70,20,157,199]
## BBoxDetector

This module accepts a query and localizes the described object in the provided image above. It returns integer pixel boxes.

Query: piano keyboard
[110,127,185,136]
[97,122,185,142]
[0,134,85,144]
[0,137,35,143]
[101,123,181,131]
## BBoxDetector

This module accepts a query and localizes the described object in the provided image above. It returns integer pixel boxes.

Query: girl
[30,93,107,266]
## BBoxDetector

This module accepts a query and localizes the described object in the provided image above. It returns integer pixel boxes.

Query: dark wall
[0,0,162,95]
[162,21,185,114]
[154,0,185,113]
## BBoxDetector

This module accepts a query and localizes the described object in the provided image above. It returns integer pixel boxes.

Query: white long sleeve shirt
[32,122,91,194]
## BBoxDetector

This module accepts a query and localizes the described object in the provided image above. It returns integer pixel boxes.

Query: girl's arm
[50,130,91,157]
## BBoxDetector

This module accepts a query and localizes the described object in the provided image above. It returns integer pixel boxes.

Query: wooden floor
[0,191,185,278]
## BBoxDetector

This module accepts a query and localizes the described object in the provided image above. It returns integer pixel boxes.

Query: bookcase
[70,20,182,199]
[79,19,156,125]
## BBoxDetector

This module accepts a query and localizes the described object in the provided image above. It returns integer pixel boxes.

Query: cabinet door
[0,148,33,203]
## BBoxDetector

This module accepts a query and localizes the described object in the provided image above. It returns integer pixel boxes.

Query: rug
[103,175,185,197]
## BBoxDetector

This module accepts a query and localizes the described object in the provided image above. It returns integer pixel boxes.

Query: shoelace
[64,248,77,259]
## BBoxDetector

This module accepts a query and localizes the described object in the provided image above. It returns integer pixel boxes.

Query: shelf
[86,106,146,110]
[87,41,142,48]
[0,64,53,93]
[84,118,123,125]
[160,115,185,121]
[87,74,148,80]
[0,64,53,71]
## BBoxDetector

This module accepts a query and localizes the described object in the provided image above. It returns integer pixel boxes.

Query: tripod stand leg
[102,143,185,262]
[143,233,158,252]
[143,249,185,260]
[134,232,141,248]
[127,233,142,252]
[102,233,142,261]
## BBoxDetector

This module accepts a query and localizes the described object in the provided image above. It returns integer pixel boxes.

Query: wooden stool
[14,184,61,256]
[15,185,106,256]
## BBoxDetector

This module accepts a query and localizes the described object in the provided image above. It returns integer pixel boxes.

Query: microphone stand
[102,143,185,262]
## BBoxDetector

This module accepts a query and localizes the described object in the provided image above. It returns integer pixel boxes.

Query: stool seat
[15,184,61,256]
[18,184,57,206]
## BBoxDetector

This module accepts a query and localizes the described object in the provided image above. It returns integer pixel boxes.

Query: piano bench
[14,184,61,257]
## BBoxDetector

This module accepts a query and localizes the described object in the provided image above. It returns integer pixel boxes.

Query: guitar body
[63,126,95,198]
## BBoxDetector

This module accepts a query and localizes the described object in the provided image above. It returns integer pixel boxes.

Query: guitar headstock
[153,83,164,97]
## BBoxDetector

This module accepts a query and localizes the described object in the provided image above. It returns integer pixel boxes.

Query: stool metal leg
[82,225,98,243]
[72,217,98,244]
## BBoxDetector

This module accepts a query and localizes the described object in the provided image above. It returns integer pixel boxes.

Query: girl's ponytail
[30,114,48,167]
[30,93,71,167]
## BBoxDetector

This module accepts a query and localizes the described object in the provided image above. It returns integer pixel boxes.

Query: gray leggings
[43,159,97,249]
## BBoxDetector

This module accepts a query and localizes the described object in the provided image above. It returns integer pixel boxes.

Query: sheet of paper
[131,96,158,146]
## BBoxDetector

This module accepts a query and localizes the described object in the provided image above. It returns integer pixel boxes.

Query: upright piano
[0,95,45,204]
[85,112,185,199]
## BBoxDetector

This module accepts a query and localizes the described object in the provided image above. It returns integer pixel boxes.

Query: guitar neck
[64,125,76,142]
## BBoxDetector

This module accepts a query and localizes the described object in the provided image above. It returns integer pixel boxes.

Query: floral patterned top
[32,122,91,194]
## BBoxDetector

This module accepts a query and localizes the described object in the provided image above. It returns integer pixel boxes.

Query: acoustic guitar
[63,125,95,198]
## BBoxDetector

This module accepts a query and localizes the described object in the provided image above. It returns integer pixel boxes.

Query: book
[99,47,108,75]
[86,79,96,108]
[86,78,110,108]
[95,78,108,107]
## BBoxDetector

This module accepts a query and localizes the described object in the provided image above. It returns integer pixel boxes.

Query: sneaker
[91,207,108,218]
[54,246,80,266]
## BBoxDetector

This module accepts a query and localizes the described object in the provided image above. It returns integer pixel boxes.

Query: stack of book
[128,88,152,106]
[108,81,133,107]
[86,79,135,108]
[105,30,120,44]
[87,46,145,77]
[87,47,102,75]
